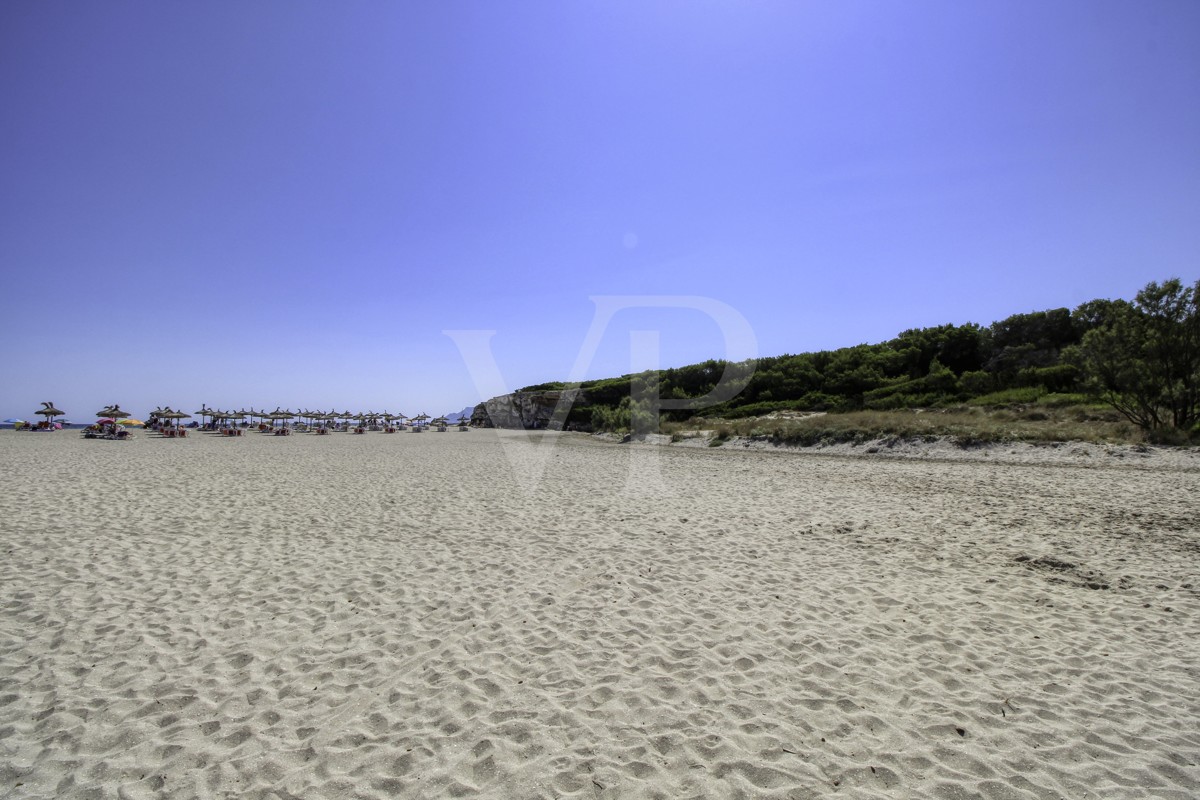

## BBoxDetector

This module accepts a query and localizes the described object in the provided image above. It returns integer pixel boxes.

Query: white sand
[1,428,1198,799]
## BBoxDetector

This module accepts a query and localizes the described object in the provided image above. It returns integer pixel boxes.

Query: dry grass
[663,404,1144,448]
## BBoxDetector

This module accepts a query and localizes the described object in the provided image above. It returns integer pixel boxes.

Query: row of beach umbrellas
[148,407,192,428]
[188,406,439,428]
[6,404,468,430]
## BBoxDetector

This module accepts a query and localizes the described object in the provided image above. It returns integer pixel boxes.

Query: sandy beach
[1,428,1198,799]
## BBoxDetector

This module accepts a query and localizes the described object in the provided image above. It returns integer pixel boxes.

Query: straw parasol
[36,402,64,428]
[91,405,130,437]
[165,409,192,428]
[267,408,293,429]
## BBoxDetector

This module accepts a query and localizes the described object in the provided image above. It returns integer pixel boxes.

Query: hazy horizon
[3,1,1198,420]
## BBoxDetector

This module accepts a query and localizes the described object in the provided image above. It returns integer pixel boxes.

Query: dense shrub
[537,278,1197,440]
[967,387,1044,406]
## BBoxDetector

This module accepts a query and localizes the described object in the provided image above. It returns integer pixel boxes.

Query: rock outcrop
[471,390,583,430]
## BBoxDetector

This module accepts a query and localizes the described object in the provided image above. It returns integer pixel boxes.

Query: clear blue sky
[2,1,1198,420]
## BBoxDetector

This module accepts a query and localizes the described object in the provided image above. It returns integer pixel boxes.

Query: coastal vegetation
[666,405,1138,448]
[520,278,1200,444]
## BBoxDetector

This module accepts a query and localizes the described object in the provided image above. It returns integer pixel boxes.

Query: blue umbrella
[3,418,26,424]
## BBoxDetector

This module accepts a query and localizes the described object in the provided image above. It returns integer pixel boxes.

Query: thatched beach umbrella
[91,405,131,437]
[267,408,293,430]
[194,406,215,427]
[154,407,181,429]
[166,409,191,429]
[149,408,182,436]
[36,402,64,428]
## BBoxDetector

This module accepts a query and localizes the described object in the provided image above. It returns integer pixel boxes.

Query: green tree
[1072,279,1200,433]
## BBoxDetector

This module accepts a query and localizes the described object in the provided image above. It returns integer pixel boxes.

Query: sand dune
[1,429,1198,798]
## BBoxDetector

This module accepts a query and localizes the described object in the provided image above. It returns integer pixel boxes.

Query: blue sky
[2,1,1198,420]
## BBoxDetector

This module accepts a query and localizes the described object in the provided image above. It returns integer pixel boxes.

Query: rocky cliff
[471,390,583,430]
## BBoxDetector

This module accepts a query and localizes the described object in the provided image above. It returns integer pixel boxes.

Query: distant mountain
[444,406,475,423]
